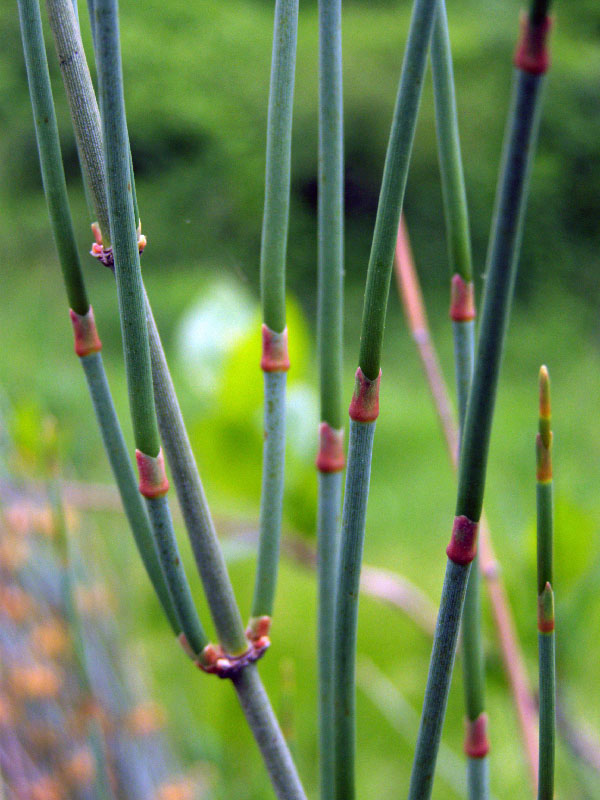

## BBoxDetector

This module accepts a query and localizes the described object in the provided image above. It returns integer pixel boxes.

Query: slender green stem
[431,0,472,284]
[17,0,179,634]
[252,371,288,620]
[233,666,307,800]
[537,365,555,800]
[318,0,344,431]
[145,293,248,656]
[95,0,207,655]
[252,0,299,626]
[18,0,88,315]
[408,36,550,799]
[358,0,438,381]
[260,0,298,333]
[333,3,437,796]
[316,0,344,796]
[333,419,376,800]
[46,0,111,245]
[431,4,487,794]
[81,352,179,632]
[317,470,343,800]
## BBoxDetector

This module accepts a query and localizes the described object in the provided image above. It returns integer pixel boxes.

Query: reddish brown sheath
[70,308,102,357]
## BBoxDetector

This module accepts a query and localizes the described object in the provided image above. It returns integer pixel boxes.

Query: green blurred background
[1,0,600,797]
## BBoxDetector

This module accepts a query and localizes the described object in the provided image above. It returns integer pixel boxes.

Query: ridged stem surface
[333,420,376,800]
[317,470,343,800]
[17,0,179,634]
[252,372,288,619]
[537,366,554,799]
[146,294,248,655]
[409,64,547,800]
[95,0,206,654]
[233,666,307,800]
[316,1,343,794]
[431,0,472,283]
[18,0,88,314]
[431,3,487,793]
[409,560,471,799]
[46,0,111,244]
[358,0,437,381]
[81,353,179,632]
[260,0,298,332]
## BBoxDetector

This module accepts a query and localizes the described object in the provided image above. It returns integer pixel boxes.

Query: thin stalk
[252,0,299,629]
[49,3,308,794]
[536,366,555,800]
[394,220,539,786]
[17,0,179,633]
[316,0,344,796]
[94,0,207,656]
[431,4,488,795]
[408,12,552,797]
[333,1,438,796]
[45,0,111,245]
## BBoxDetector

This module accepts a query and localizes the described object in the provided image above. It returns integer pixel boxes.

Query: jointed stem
[408,23,551,796]
[431,3,488,795]
[17,0,179,633]
[252,0,299,625]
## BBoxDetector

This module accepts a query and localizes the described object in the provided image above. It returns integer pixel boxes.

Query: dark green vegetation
[2,0,600,798]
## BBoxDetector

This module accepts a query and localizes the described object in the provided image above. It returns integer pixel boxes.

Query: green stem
[260,0,299,333]
[316,0,344,795]
[145,293,248,656]
[45,0,111,245]
[431,3,487,793]
[81,352,179,632]
[333,419,376,800]
[95,0,207,655]
[409,46,550,800]
[18,0,88,315]
[317,470,343,800]
[252,372,288,620]
[233,666,307,800]
[252,0,299,626]
[537,365,555,799]
[318,0,344,431]
[431,0,472,283]
[17,0,179,634]
[358,0,438,381]
[333,2,437,796]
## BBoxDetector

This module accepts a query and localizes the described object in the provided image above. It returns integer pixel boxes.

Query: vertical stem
[17,0,179,633]
[95,0,207,656]
[46,0,111,244]
[316,0,344,794]
[252,0,299,627]
[333,1,438,796]
[409,19,552,798]
[394,221,539,785]
[333,419,376,800]
[536,366,555,800]
[431,3,488,795]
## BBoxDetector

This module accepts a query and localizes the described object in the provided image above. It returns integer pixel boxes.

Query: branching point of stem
[199,638,271,679]
[69,308,102,357]
[449,274,476,322]
[348,367,381,422]
[514,14,553,75]
[247,615,272,642]
[316,422,345,473]
[135,448,170,499]
[446,515,479,565]
[464,711,490,759]
[261,324,291,372]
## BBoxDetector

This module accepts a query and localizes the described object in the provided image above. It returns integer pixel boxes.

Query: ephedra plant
[11,0,575,797]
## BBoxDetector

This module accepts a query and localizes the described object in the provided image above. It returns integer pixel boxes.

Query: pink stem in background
[394,215,539,787]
